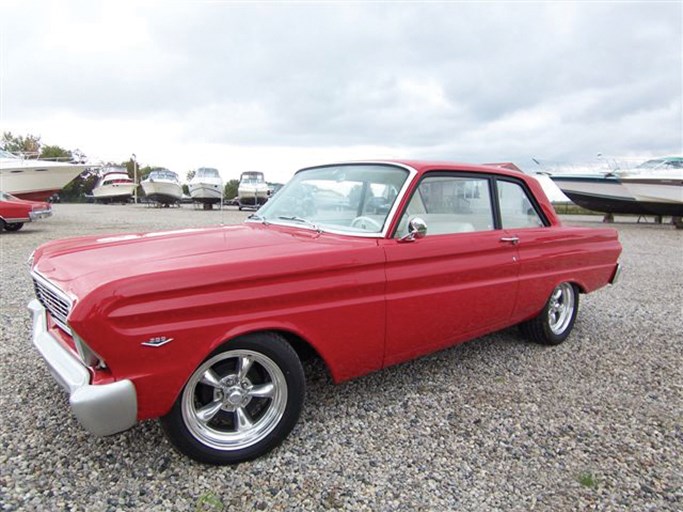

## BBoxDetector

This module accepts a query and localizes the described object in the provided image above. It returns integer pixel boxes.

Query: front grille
[32,273,73,334]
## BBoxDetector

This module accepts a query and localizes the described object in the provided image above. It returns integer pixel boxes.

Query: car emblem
[142,336,174,348]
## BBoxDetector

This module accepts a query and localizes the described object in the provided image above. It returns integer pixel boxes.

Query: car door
[379,172,520,367]
[495,178,569,322]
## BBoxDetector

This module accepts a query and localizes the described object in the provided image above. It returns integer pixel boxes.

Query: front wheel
[161,332,305,464]
[520,282,579,345]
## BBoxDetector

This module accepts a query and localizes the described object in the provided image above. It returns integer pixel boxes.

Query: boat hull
[142,181,182,205]
[550,175,650,215]
[92,183,137,202]
[189,182,223,204]
[0,160,86,201]
[237,185,269,207]
[619,178,683,216]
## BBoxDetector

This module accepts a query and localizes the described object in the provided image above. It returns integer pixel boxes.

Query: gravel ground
[1,204,681,511]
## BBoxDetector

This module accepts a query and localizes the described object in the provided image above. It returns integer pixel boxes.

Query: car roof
[310,160,529,181]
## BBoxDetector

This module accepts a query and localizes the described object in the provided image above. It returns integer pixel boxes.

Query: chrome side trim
[29,299,137,436]
[1,216,31,223]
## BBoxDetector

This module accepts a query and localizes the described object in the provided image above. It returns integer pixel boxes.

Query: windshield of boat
[241,173,265,184]
[636,158,683,170]
[253,164,410,235]
[0,149,19,159]
[148,169,178,181]
[196,168,220,178]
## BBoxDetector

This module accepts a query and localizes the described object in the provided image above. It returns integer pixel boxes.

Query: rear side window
[497,180,545,229]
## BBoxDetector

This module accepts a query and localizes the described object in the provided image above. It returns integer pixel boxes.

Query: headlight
[72,329,107,369]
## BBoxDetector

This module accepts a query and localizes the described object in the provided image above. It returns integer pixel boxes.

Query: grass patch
[577,472,598,489]
[195,492,225,512]
[551,202,603,215]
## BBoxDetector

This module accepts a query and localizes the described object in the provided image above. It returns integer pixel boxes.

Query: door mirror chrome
[399,217,428,242]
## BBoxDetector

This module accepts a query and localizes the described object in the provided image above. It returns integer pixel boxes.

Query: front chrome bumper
[28,299,137,436]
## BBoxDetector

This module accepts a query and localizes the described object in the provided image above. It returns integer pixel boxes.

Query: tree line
[2,132,242,201]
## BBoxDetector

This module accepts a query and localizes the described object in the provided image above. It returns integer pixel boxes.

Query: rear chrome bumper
[29,299,137,436]
[30,208,52,220]
[609,263,622,285]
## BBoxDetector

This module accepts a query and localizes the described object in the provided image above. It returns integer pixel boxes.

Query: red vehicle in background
[0,191,52,231]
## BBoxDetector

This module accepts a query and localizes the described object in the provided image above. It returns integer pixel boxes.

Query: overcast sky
[1,1,681,183]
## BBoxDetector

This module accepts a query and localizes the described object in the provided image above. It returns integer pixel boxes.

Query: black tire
[4,222,24,232]
[160,332,305,465]
[520,282,579,345]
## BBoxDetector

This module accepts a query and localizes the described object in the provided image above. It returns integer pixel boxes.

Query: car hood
[32,223,349,298]
[2,197,50,210]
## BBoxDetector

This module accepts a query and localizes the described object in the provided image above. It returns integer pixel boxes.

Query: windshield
[241,172,265,184]
[636,158,683,170]
[197,168,220,178]
[0,149,19,159]
[148,169,178,182]
[255,164,410,235]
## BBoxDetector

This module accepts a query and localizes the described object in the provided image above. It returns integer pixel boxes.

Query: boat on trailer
[189,167,223,209]
[237,171,269,210]
[92,167,136,203]
[141,168,182,207]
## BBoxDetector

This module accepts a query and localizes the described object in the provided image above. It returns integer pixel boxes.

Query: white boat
[617,157,683,217]
[141,168,182,206]
[91,167,137,203]
[237,171,269,210]
[189,167,223,206]
[0,149,86,201]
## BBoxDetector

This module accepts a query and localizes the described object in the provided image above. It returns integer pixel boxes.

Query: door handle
[500,236,519,245]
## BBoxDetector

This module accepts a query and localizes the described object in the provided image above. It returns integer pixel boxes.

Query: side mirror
[399,217,427,242]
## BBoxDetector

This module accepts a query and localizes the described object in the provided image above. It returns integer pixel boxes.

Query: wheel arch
[567,279,587,294]
[210,325,336,382]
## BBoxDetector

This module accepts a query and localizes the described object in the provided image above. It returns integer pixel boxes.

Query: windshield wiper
[277,216,321,232]
[246,213,268,224]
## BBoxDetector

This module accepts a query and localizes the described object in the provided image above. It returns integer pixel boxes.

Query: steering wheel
[350,216,382,231]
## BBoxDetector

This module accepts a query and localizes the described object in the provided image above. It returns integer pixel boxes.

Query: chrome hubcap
[181,349,287,451]
[547,283,575,335]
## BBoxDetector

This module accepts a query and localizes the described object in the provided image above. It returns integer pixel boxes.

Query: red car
[0,191,52,231]
[28,161,622,464]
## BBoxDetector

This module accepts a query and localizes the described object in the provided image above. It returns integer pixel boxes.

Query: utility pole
[132,153,138,204]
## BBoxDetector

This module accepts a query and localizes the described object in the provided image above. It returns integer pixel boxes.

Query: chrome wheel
[547,283,575,335]
[521,282,579,345]
[181,349,288,451]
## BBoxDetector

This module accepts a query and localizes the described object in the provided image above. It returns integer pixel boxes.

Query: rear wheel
[161,332,305,464]
[521,282,579,345]
[4,222,24,231]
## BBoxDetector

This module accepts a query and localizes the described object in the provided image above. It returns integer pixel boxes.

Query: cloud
[0,1,680,182]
